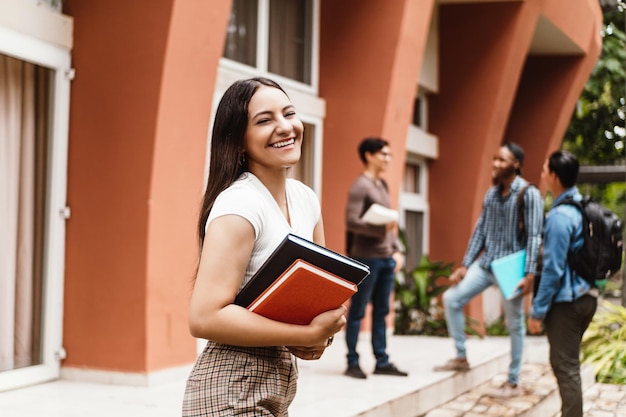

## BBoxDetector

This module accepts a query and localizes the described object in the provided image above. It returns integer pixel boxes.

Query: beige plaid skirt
[182,341,298,416]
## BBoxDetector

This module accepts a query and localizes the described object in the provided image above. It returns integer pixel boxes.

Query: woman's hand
[287,333,337,361]
[287,346,327,361]
[287,305,345,360]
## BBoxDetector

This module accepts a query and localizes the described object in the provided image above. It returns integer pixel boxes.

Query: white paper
[361,203,398,225]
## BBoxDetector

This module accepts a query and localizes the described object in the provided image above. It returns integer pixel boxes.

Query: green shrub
[581,299,626,384]
[394,255,453,335]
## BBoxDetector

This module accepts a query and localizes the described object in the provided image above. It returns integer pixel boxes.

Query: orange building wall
[319,0,434,254]
[58,0,601,376]
[430,1,537,265]
[62,0,230,373]
[505,0,602,188]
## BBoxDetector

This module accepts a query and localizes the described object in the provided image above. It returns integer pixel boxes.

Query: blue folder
[490,250,526,300]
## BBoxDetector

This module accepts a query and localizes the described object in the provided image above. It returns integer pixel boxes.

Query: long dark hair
[197,77,286,246]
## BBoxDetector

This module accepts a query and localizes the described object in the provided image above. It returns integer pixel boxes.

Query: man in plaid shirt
[433,142,543,398]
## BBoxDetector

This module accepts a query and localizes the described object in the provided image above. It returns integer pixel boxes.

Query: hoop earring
[238,153,246,167]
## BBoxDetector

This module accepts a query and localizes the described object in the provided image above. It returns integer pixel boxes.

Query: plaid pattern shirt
[462,176,543,275]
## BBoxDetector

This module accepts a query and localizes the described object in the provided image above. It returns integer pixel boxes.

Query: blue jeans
[345,257,396,368]
[442,261,525,385]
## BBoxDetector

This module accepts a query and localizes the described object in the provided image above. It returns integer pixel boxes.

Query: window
[412,96,422,127]
[268,0,312,84]
[0,54,52,373]
[223,0,316,87]
[223,0,258,67]
[399,156,429,270]
[412,92,428,130]
[403,162,422,194]
[404,210,424,271]
[290,122,315,188]
[0,3,72,390]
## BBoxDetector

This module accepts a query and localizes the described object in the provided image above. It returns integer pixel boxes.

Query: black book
[234,233,370,308]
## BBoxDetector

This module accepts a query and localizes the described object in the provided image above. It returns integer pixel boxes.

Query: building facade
[0,0,602,390]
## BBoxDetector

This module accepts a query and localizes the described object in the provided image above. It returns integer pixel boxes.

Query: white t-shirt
[207,172,321,291]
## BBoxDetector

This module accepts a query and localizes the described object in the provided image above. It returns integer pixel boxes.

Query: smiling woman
[244,85,304,174]
[182,77,346,417]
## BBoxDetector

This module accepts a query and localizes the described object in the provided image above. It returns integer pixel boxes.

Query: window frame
[0,18,72,392]
[220,0,320,95]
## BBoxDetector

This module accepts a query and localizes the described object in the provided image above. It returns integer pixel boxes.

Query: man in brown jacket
[344,137,407,379]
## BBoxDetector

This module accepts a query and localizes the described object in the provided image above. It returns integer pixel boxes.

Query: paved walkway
[580,384,626,417]
[423,362,626,417]
[0,334,508,416]
[0,334,623,416]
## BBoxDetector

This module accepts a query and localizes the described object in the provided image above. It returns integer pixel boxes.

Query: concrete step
[291,334,514,416]
[359,349,511,417]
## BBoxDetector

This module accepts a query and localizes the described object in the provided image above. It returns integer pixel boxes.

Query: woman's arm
[188,214,344,349]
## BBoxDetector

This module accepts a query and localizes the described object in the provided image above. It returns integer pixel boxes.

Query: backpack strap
[555,195,584,215]
[516,183,535,244]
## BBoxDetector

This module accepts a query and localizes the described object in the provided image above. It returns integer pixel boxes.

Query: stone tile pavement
[581,383,626,417]
[422,362,626,417]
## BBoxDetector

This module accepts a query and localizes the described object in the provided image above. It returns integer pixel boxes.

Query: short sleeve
[207,181,267,237]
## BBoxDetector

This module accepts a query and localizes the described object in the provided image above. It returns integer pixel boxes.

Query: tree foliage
[562,1,626,165]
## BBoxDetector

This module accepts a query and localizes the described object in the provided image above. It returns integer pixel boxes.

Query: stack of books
[235,234,370,325]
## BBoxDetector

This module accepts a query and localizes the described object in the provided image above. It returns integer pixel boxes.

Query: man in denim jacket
[528,150,597,417]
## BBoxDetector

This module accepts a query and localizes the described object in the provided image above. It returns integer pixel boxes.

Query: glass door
[0,24,71,391]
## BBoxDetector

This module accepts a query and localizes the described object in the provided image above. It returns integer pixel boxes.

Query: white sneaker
[488,382,522,398]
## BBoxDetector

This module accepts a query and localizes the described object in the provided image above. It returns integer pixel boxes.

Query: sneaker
[373,363,408,377]
[344,364,367,379]
[433,357,470,372]
[488,382,522,398]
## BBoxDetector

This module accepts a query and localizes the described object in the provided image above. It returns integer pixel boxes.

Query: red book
[234,233,369,308]
[248,259,358,325]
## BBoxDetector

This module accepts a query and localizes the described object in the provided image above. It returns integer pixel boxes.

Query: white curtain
[0,54,36,371]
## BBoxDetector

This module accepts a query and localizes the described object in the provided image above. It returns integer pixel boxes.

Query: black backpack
[557,196,624,286]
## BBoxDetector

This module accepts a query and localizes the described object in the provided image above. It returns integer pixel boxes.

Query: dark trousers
[544,294,597,417]
[345,257,396,368]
